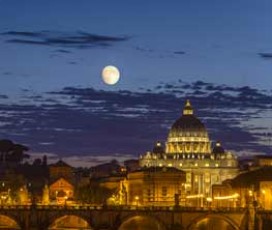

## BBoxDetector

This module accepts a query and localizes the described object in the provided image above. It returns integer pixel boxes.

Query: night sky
[0,0,272,166]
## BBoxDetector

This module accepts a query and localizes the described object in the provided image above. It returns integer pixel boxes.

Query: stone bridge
[0,205,253,230]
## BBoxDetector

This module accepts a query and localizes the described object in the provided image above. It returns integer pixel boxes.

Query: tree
[75,182,114,205]
[33,158,42,166]
[74,184,92,204]
[8,144,29,164]
[0,139,29,165]
[0,139,14,163]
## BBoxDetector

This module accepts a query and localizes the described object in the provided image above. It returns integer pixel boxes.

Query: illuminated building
[139,100,239,206]
[122,167,185,206]
[212,183,239,208]
[254,155,272,167]
[49,177,74,204]
[226,167,272,209]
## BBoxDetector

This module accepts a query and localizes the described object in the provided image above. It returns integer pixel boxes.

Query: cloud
[1,30,129,49]
[135,46,186,59]
[0,80,271,164]
[258,53,272,59]
[135,46,154,53]
[173,51,186,55]
[54,49,72,54]
[0,94,8,99]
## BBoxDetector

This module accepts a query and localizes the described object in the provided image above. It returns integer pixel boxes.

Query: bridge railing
[0,204,247,213]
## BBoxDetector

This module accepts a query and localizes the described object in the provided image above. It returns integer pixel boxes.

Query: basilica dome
[169,101,207,138]
[166,100,211,155]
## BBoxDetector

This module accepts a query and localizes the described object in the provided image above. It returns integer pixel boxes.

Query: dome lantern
[183,99,193,115]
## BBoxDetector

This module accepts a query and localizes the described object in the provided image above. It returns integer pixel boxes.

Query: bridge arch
[187,213,240,230]
[48,214,92,229]
[0,214,21,229]
[118,215,166,230]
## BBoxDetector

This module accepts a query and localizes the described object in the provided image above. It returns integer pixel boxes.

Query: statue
[42,184,49,205]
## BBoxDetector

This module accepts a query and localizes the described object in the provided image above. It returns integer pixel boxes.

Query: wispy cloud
[173,51,186,55]
[258,52,272,59]
[0,80,271,162]
[1,30,130,49]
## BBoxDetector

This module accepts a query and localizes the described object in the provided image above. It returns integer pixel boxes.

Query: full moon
[101,65,120,85]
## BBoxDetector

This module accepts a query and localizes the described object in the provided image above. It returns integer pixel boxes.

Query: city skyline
[1,0,272,166]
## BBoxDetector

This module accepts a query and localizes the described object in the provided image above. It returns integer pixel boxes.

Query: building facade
[139,100,239,206]
[122,167,186,206]
[49,160,74,181]
[49,177,74,204]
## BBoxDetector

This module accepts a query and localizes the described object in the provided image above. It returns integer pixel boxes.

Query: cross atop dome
[183,99,193,115]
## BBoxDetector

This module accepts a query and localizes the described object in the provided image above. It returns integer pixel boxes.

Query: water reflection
[119,216,164,230]
[191,217,235,230]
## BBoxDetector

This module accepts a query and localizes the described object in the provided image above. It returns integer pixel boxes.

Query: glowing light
[186,194,204,199]
[214,193,239,200]
[206,197,212,202]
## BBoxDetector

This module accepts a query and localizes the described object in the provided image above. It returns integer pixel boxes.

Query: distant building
[210,166,272,209]
[49,160,74,181]
[122,167,186,206]
[124,159,139,172]
[139,100,239,206]
[98,174,126,191]
[254,155,272,167]
[259,181,272,210]
[90,160,121,178]
[49,177,74,204]
[212,181,238,208]
[229,167,272,209]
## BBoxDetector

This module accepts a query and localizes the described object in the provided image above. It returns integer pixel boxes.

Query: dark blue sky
[0,0,272,166]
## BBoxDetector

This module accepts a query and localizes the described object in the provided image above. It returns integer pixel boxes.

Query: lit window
[195,163,198,167]
[179,163,183,167]
[215,163,219,167]
[168,163,172,167]
[159,163,162,167]
[205,163,210,167]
